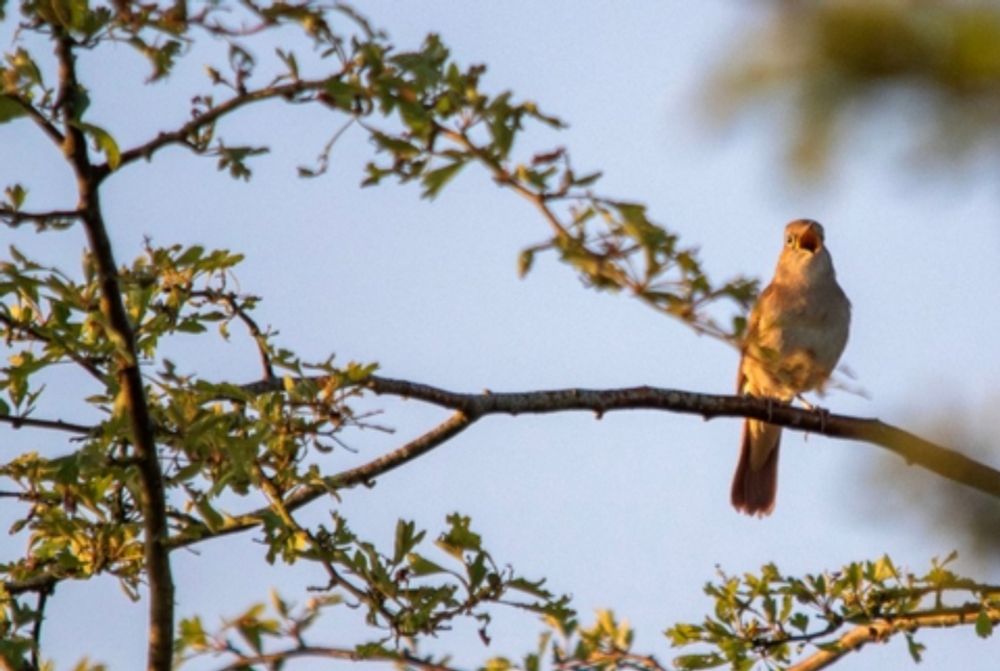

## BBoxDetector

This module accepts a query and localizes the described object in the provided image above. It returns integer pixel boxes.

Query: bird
[731,219,851,516]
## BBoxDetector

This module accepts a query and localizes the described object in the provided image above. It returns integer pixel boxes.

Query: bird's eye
[785,233,795,246]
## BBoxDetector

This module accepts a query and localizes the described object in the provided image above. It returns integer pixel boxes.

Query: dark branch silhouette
[249,374,1000,502]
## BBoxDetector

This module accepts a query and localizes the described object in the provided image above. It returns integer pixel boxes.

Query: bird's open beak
[799,226,821,254]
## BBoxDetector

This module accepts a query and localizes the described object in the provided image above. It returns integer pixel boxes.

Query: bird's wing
[736,282,777,393]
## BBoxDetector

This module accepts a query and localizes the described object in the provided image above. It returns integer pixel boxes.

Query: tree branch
[29,586,52,671]
[0,412,93,434]
[98,73,347,181]
[55,34,175,671]
[5,94,65,147]
[0,206,82,228]
[162,371,1000,559]
[3,572,60,596]
[246,374,1000,502]
[437,127,735,341]
[191,289,274,380]
[212,645,461,671]
[789,603,1000,671]
[0,312,107,382]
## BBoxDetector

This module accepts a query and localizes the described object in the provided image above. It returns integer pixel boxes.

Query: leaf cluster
[175,514,573,669]
[666,553,999,670]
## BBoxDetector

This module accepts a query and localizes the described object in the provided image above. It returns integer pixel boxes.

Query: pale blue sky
[2,2,1000,669]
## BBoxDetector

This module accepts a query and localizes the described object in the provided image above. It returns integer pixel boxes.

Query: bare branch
[29,586,52,671]
[191,289,274,380]
[3,573,59,596]
[0,207,82,228]
[4,94,65,147]
[322,410,471,490]
[212,645,462,671]
[247,374,1000,503]
[790,603,1000,671]
[0,412,93,435]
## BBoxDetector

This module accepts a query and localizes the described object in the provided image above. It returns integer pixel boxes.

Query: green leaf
[323,77,361,110]
[436,513,482,558]
[0,96,27,125]
[467,551,487,588]
[370,131,420,159]
[4,184,26,209]
[506,577,550,599]
[572,171,602,187]
[276,48,299,80]
[407,553,448,576]
[75,122,121,170]
[177,616,208,652]
[976,608,994,638]
[193,497,225,532]
[673,653,727,670]
[517,248,535,278]
[904,632,925,662]
[421,160,466,199]
[393,519,424,564]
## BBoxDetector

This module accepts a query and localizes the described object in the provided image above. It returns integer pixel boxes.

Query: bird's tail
[731,419,781,516]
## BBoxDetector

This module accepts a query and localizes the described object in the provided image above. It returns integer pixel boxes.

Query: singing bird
[731,219,851,516]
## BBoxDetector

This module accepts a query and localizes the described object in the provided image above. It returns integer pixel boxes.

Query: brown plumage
[731,219,851,516]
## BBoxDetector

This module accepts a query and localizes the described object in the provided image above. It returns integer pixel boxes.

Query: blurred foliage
[711,0,1000,175]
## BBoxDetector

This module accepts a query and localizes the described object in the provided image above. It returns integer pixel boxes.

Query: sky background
[3,1,1000,669]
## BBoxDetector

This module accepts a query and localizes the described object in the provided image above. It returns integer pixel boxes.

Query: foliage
[666,554,1000,670]
[175,514,572,669]
[1,1,998,670]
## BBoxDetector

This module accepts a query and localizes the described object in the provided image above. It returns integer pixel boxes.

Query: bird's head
[784,219,824,254]
[776,219,834,282]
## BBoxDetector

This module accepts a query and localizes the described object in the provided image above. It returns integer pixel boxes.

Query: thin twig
[29,586,52,670]
[5,94,65,147]
[0,207,82,228]
[192,290,274,380]
[0,413,93,435]
[212,645,461,671]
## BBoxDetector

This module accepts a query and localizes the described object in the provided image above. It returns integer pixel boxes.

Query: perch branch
[245,374,1000,503]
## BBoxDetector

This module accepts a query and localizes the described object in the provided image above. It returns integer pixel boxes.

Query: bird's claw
[795,394,830,432]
